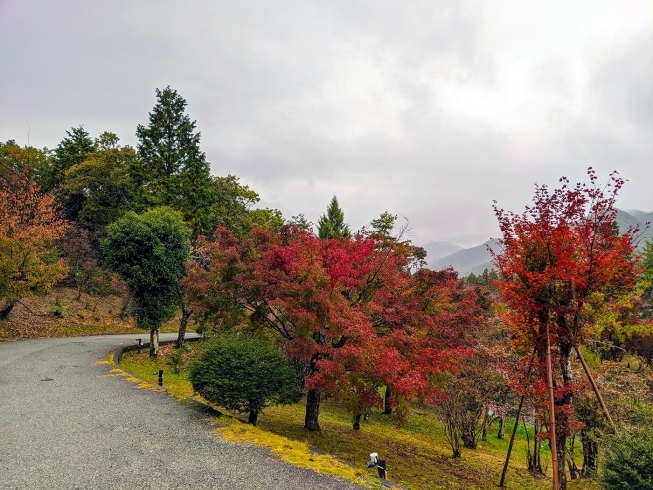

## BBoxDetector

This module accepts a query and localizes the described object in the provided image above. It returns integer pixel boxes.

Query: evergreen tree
[189,335,302,426]
[40,126,96,220]
[102,207,190,356]
[316,196,351,239]
[134,86,214,237]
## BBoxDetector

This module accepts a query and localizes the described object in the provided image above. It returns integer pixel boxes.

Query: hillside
[428,208,652,276]
[429,240,498,275]
[0,286,179,340]
[421,241,464,260]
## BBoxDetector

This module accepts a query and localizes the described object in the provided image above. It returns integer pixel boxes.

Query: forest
[1,86,653,490]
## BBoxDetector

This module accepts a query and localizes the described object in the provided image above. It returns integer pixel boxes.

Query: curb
[112,337,224,419]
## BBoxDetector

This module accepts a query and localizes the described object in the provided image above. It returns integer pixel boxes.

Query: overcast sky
[1,0,651,247]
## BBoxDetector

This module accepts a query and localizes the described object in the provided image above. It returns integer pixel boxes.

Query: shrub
[189,335,302,425]
[600,427,653,490]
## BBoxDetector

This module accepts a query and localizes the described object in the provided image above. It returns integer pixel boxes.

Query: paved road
[0,335,364,490]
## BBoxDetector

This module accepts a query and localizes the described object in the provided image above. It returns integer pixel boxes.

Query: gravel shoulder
[0,334,365,489]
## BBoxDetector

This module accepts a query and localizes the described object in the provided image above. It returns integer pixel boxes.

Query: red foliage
[491,168,641,485]
[186,225,479,421]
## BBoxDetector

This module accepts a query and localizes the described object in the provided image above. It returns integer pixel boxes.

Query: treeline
[2,87,653,490]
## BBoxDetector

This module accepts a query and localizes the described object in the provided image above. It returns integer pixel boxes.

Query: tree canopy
[102,207,190,355]
[0,166,68,318]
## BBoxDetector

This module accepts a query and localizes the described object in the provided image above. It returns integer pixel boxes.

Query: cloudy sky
[1,0,651,247]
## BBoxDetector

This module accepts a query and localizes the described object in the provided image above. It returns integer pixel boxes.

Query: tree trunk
[462,429,477,449]
[497,415,506,439]
[149,328,160,357]
[352,413,361,430]
[304,388,321,431]
[526,417,544,475]
[304,350,322,431]
[581,430,598,477]
[0,301,15,319]
[176,297,191,348]
[384,386,392,414]
[248,410,258,426]
[555,341,573,490]
[481,411,489,441]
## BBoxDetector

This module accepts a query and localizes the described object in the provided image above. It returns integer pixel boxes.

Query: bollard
[158,369,163,387]
[136,338,142,354]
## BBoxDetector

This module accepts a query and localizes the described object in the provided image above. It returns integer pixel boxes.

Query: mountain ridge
[426,208,652,276]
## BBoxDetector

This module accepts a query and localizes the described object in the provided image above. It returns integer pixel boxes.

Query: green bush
[189,335,302,425]
[600,427,653,489]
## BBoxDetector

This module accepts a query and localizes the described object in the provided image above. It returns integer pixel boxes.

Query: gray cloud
[1,0,651,249]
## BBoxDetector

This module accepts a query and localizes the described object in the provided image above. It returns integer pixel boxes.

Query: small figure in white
[366,452,388,480]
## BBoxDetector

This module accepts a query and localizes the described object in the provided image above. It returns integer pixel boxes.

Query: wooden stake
[574,344,617,433]
[499,349,536,487]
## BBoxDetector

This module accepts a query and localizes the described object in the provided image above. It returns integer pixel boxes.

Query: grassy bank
[120,342,598,490]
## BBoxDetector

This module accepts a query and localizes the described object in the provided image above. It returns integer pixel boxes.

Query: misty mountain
[616,209,653,248]
[421,241,464,261]
[429,240,500,276]
[429,208,652,277]
[624,209,653,224]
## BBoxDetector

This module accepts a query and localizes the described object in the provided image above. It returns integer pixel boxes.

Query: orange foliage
[0,171,68,316]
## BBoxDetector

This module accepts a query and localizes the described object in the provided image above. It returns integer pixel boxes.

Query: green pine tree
[134,86,214,237]
[317,196,351,239]
[40,126,96,221]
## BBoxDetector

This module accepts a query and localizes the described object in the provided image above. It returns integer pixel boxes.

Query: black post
[158,369,163,387]
[137,338,142,354]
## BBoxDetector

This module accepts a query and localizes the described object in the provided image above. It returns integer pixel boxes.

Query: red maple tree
[186,225,479,430]
[491,168,641,489]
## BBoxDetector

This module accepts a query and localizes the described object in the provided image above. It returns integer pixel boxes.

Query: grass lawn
[119,342,599,490]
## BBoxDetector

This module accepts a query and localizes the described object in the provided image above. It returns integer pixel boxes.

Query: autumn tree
[0,167,68,318]
[491,168,640,489]
[102,207,190,355]
[186,225,476,431]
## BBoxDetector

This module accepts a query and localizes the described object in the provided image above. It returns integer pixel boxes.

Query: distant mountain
[429,208,652,277]
[616,209,652,249]
[624,209,653,224]
[422,241,464,261]
[430,240,501,276]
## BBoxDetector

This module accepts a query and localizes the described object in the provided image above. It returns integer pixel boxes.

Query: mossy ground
[120,343,599,490]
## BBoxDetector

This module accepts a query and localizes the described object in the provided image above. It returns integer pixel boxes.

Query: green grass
[119,344,599,490]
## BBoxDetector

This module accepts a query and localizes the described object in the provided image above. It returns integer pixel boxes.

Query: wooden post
[499,394,525,487]
[546,323,559,490]
[499,349,536,487]
[574,344,617,433]
[158,369,163,387]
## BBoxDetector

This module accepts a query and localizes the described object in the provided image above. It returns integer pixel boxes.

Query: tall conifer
[317,196,351,239]
[135,86,214,236]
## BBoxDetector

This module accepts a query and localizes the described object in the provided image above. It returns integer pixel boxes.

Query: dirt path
[0,334,363,489]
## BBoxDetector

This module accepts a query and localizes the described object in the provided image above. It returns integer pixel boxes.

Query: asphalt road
[0,334,365,490]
